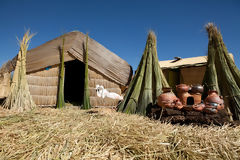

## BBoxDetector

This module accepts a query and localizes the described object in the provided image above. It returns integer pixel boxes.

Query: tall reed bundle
[82,34,91,109]
[202,24,220,96]
[204,23,240,120]
[56,38,65,108]
[3,30,36,111]
[118,31,169,115]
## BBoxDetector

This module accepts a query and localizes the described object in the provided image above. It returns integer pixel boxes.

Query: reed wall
[25,62,122,108]
[163,66,206,86]
[0,72,11,99]
[27,66,59,106]
[180,66,206,85]
[88,67,122,108]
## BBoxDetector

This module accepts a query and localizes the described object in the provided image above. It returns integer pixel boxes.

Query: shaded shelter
[0,31,132,108]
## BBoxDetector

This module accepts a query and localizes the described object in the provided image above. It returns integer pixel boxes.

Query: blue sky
[0,0,239,71]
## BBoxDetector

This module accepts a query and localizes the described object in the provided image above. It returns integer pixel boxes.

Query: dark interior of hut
[64,60,85,106]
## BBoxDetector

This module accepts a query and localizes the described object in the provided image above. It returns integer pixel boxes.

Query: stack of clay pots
[157,84,225,114]
[190,85,205,111]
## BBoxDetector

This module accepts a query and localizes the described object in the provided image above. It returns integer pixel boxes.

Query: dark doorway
[64,60,85,105]
[187,97,194,105]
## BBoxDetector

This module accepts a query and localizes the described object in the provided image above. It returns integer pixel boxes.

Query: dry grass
[0,107,239,159]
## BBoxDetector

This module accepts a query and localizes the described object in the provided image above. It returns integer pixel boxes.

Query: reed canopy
[118,31,169,115]
[203,23,240,120]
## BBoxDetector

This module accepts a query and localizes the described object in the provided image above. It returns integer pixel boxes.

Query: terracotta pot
[176,84,190,93]
[204,90,224,111]
[205,90,222,104]
[192,93,202,105]
[175,99,183,110]
[176,84,191,105]
[193,103,205,112]
[158,88,178,108]
[217,104,224,110]
[190,85,204,94]
[162,87,172,93]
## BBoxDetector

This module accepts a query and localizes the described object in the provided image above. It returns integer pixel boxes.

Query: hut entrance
[64,60,85,106]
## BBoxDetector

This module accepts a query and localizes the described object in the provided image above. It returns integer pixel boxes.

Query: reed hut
[159,55,234,90]
[0,31,132,108]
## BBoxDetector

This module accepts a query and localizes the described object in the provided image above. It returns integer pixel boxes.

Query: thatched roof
[0,31,132,86]
[159,54,233,69]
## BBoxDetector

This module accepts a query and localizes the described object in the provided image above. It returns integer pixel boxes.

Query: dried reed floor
[0,107,239,159]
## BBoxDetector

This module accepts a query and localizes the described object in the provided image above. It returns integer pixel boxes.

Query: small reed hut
[159,55,234,90]
[0,31,132,108]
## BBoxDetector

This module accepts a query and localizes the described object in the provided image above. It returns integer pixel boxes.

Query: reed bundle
[203,23,240,120]
[82,34,91,109]
[56,38,65,108]
[3,30,36,112]
[118,31,169,115]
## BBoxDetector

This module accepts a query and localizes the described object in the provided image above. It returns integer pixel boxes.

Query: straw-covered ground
[0,106,239,160]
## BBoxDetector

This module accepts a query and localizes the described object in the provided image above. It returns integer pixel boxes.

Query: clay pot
[204,90,224,112]
[205,90,222,104]
[158,87,178,108]
[193,103,205,112]
[176,84,191,105]
[205,90,224,109]
[175,99,183,110]
[190,85,204,94]
[192,94,202,105]
[176,84,190,93]
[217,102,224,110]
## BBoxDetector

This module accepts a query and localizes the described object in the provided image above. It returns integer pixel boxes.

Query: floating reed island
[0,24,240,126]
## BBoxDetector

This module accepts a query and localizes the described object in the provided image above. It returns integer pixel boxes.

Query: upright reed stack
[203,23,240,120]
[118,31,169,115]
[3,30,36,111]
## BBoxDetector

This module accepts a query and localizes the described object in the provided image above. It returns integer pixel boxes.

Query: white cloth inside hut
[96,85,123,100]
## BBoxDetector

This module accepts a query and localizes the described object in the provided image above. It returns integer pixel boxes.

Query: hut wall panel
[28,76,58,86]
[0,72,10,98]
[27,66,59,106]
[88,67,122,108]
[180,66,206,85]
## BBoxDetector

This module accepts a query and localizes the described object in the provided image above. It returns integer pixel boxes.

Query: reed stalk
[56,38,65,108]
[82,34,91,109]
